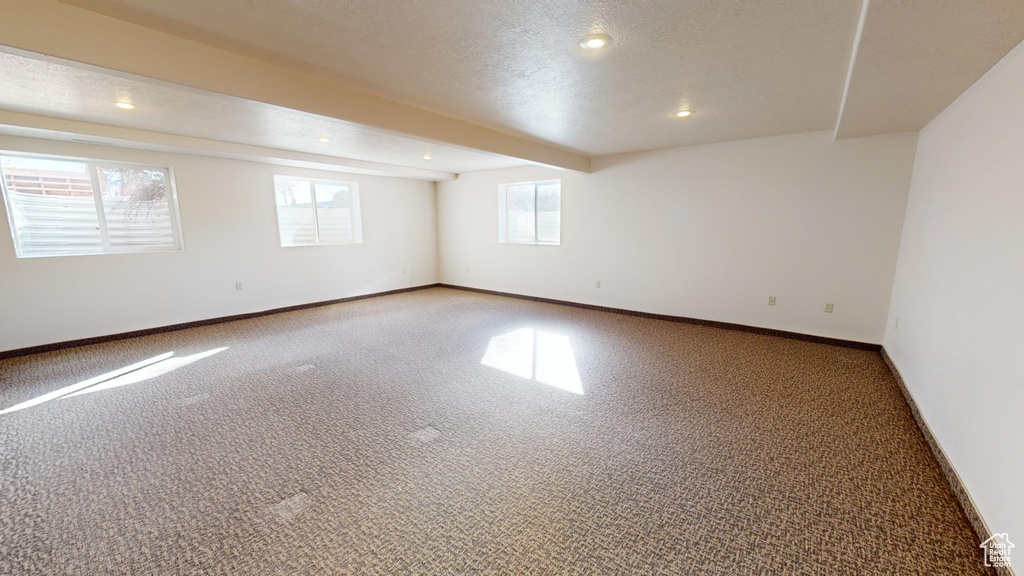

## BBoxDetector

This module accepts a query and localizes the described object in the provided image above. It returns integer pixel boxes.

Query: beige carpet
[0,287,990,574]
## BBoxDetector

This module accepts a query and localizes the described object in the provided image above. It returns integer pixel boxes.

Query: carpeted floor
[0,287,990,574]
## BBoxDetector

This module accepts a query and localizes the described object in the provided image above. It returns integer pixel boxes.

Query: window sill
[280,241,363,248]
[13,247,183,259]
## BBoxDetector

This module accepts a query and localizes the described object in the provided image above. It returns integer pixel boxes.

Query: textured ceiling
[5,0,1023,167]
[0,51,526,174]
[59,0,864,156]
[836,0,1024,139]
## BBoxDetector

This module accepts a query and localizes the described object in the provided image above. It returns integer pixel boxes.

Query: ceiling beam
[833,0,871,140]
[835,0,1024,139]
[0,0,591,173]
[0,111,458,181]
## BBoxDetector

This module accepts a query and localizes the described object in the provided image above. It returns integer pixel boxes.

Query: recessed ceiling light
[580,34,611,50]
[423,153,431,161]
[319,136,331,143]
[115,102,135,110]
[675,110,692,118]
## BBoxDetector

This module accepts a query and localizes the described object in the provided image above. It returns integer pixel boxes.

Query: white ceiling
[0,50,527,175]
[3,0,1023,170]
[61,0,865,156]
[836,0,1024,139]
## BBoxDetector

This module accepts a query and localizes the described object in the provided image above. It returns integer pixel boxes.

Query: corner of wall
[880,350,993,538]
[432,179,443,284]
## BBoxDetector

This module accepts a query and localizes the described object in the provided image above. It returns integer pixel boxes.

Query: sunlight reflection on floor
[480,328,583,394]
[0,347,228,415]
[63,347,228,398]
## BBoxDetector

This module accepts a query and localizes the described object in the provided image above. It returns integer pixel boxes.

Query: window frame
[0,151,185,259]
[272,175,363,247]
[497,179,561,246]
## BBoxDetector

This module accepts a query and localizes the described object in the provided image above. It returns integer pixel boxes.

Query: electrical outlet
[895,317,899,330]
[402,268,407,275]
[768,296,776,306]
[824,303,834,313]
[235,282,243,291]
[595,281,601,288]
[465,267,470,274]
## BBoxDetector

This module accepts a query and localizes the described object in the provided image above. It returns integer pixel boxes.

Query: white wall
[884,39,1024,541]
[439,131,917,344]
[0,135,438,352]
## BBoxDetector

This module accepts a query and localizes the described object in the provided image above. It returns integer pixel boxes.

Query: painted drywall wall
[438,131,917,344]
[884,39,1024,542]
[0,135,438,352]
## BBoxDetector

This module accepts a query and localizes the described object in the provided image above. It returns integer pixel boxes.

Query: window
[274,176,362,246]
[498,180,561,245]
[1,154,183,258]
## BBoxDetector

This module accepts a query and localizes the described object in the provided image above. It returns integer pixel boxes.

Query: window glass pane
[96,166,175,251]
[274,178,316,245]
[536,183,561,244]
[1,155,102,256]
[506,184,536,243]
[274,176,361,247]
[314,183,354,244]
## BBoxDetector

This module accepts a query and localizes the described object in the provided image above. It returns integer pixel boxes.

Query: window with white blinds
[498,180,561,245]
[0,154,183,258]
[274,176,362,247]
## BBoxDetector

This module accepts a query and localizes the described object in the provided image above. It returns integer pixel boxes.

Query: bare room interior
[0,1,1021,574]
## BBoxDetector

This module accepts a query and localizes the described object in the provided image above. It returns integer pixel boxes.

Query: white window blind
[498,180,561,245]
[274,176,362,246]
[1,154,183,258]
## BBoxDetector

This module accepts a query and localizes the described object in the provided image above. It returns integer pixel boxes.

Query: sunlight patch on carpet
[481,328,583,394]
